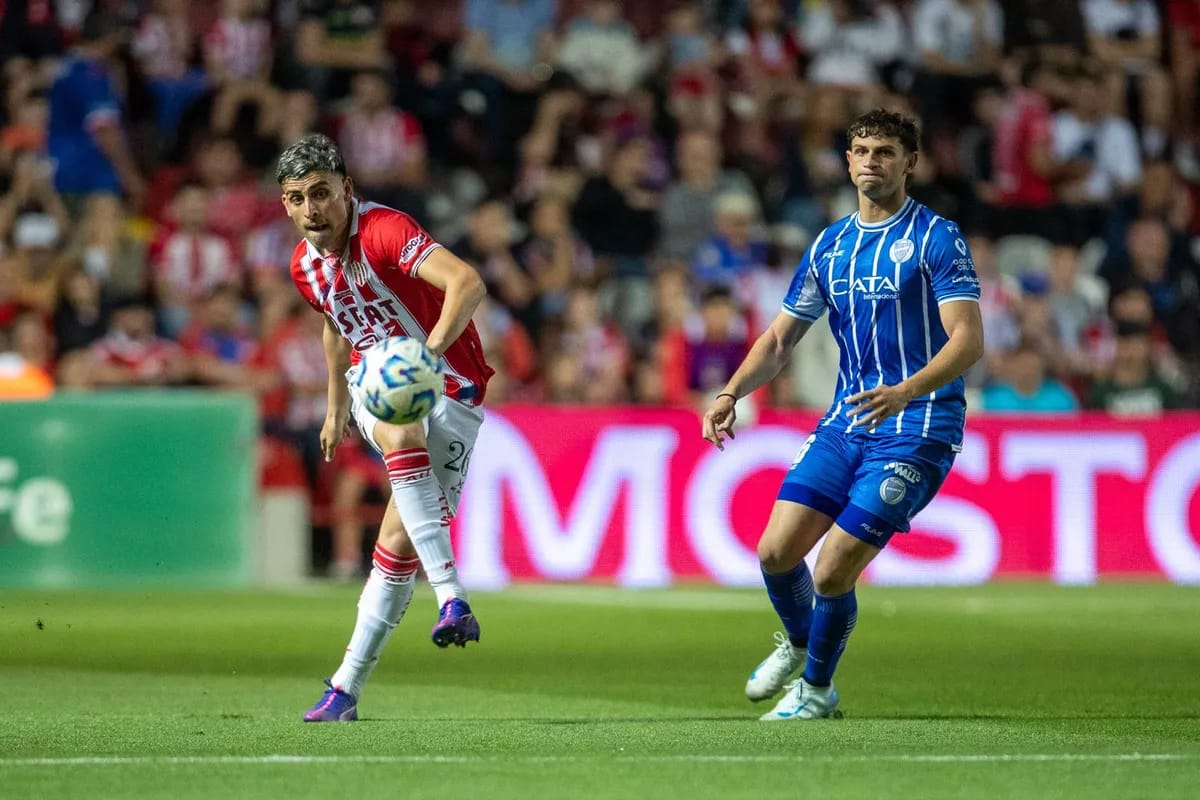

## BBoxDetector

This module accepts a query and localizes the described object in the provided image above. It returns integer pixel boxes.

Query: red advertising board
[452,408,1200,586]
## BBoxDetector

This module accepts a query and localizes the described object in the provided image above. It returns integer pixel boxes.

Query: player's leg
[746,430,853,702]
[354,398,472,631]
[304,502,419,722]
[423,398,486,648]
[762,439,956,721]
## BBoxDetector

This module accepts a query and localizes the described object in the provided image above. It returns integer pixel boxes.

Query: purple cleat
[303,679,358,722]
[431,598,481,648]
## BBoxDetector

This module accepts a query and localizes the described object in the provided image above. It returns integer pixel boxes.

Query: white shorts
[350,392,485,516]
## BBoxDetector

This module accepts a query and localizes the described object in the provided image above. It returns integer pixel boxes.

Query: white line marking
[0,753,1192,768]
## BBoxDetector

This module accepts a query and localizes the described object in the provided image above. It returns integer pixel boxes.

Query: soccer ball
[353,337,443,425]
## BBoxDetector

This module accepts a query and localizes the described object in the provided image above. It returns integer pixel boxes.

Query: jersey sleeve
[925,221,981,305]
[288,242,324,312]
[781,238,827,321]
[363,207,442,277]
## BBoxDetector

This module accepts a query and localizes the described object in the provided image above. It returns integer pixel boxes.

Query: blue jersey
[782,197,980,449]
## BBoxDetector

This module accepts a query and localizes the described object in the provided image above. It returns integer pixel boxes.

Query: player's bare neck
[858,191,908,225]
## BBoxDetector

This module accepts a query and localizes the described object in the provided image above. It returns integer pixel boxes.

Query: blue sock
[761,561,814,648]
[803,589,858,686]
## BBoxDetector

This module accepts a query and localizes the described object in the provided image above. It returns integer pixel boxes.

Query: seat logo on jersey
[888,239,914,262]
[879,476,907,505]
[830,275,899,300]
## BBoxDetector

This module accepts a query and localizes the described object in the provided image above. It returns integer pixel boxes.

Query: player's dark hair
[845,109,920,154]
[275,133,347,185]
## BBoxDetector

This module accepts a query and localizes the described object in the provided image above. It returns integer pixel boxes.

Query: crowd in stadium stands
[2,1,1200,490]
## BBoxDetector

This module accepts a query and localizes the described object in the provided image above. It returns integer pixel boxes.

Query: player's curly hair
[846,109,920,153]
[275,133,347,184]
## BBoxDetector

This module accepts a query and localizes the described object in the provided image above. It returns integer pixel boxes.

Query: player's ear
[906,150,918,176]
[343,175,354,198]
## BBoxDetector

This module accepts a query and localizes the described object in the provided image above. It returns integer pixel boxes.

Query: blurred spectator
[0,254,24,327]
[289,0,387,105]
[53,267,109,355]
[244,216,299,299]
[548,285,630,403]
[911,0,1004,135]
[204,0,279,139]
[1,88,49,167]
[519,192,594,323]
[148,180,241,335]
[453,198,539,335]
[48,12,146,207]
[61,193,148,303]
[1051,63,1141,246]
[1001,0,1088,66]
[683,285,749,407]
[0,0,63,61]
[472,293,540,402]
[963,231,1020,387]
[0,149,71,251]
[1108,217,1200,349]
[634,265,691,405]
[557,0,652,97]
[659,129,757,261]
[190,135,273,240]
[724,0,803,113]
[9,308,54,374]
[132,0,208,141]
[1167,0,1200,179]
[691,192,767,290]
[87,296,187,387]
[0,324,54,399]
[663,1,720,76]
[774,86,851,231]
[572,135,660,336]
[1081,0,1170,158]
[9,212,67,316]
[801,0,905,95]
[1046,243,1104,376]
[980,339,1080,412]
[259,303,328,486]
[331,68,428,219]
[178,282,272,392]
[1087,320,1186,414]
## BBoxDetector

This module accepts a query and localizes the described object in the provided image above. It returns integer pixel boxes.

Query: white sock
[384,448,467,608]
[329,545,418,699]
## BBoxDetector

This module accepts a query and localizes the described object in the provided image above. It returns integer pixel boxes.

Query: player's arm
[702,312,812,450]
[414,247,487,358]
[848,300,984,432]
[321,315,353,461]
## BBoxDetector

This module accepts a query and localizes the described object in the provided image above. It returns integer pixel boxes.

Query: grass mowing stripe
[2,753,1193,767]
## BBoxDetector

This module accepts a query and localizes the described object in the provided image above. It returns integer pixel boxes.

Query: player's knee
[811,560,856,596]
[372,420,426,453]
[757,538,801,574]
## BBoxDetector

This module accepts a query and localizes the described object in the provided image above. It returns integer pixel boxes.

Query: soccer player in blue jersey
[702,109,985,721]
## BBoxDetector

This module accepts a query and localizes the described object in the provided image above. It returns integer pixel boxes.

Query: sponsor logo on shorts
[879,476,907,505]
[884,461,922,484]
[860,522,888,538]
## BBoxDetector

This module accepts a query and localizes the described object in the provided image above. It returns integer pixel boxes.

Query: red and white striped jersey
[334,109,425,177]
[204,16,272,81]
[149,229,241,301]
[289,199,494,406]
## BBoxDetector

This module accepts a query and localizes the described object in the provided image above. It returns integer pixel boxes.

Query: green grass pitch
[2,583,1198,799]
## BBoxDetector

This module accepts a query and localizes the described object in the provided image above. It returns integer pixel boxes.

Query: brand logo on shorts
[879,476,907,505]
[860,522,888,538]
[889,239,914,263]
[884,461,922,484]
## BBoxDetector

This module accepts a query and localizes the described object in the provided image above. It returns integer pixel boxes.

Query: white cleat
[759,677,842,721]
[745,632,806,702]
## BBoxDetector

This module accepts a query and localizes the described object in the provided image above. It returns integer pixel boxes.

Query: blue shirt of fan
[692,235,768,289]
[48,56,122,194]
[782,197,981,450]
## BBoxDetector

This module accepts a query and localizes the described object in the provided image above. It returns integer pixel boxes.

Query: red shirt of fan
[991,88,1055,208]
[289,199,493,405]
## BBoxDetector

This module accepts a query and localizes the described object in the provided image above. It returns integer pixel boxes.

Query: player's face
[846,136,916,202]
[281,172,354,254]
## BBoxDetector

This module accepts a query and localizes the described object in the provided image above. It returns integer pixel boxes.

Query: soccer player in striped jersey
[276,134,495,722]
[702,109,985,720]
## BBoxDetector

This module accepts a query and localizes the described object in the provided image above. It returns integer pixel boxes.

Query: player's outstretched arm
[416,248,487,358]
[702,312,812,450]
[321,315,354,462]
[846,299,984,432]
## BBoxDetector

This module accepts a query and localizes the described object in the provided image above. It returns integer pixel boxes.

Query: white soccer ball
[354,337,444,425]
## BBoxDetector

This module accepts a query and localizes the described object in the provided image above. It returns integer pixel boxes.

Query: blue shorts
[777,427,957,547]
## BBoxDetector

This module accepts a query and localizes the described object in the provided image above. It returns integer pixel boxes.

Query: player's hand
[320,409,351,462]
[702,395,738,451]
[845,383,915,432]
